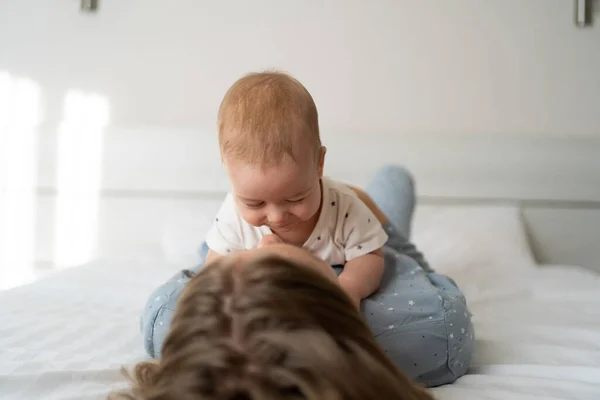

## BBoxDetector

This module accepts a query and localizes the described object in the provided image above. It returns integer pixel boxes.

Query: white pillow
[412,204,536,275]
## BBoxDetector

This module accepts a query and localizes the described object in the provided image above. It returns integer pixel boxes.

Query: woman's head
[112,249,433,400]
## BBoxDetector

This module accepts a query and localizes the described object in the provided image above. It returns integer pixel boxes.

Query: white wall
[1,1,600,276]
[1,0,599,135]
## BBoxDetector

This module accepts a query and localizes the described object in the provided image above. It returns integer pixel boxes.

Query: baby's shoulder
[215,193,239,221]
[215,193,254,231]
[322,176,361,207]
[213,193,264,237]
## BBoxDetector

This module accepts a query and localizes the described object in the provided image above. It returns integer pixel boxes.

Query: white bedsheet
[431,264,600,400]
[1,206,599,399]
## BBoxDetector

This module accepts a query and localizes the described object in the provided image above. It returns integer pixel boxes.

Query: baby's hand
[258,234,284,248]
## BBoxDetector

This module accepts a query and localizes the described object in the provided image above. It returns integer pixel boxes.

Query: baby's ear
[318,146,327,177]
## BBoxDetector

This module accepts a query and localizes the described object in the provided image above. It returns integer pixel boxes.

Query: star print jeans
[140,165,474,388]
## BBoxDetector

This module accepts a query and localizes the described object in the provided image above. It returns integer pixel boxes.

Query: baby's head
[217,71,325,232]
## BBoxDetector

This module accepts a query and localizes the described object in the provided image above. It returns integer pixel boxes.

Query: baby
[205,71,388,308]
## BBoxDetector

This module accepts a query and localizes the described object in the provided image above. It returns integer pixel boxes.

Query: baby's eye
[287,197,306,204]
[245,202,265,209]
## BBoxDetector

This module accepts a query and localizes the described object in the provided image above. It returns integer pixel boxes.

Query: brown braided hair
[110,254,434,400]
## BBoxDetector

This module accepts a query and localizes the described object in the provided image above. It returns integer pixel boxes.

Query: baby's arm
[346,184,388,226]
[338,190,389,309]
[338,249,385,309]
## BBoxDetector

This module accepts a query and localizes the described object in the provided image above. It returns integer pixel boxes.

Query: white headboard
[29,128,600,272]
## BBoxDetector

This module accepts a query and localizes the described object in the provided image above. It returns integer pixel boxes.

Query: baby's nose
[267,209,286,224]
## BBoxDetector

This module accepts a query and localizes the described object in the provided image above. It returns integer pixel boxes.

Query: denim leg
[365,165,416,239]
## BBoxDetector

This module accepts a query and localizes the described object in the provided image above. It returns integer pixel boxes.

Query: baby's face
[225,151,324,234]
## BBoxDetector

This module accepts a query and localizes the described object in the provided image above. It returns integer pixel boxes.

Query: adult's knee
[374,165,415,188]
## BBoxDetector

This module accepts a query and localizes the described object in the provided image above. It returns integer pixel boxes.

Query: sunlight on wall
[0,72,41,289]
[54,90,109,268]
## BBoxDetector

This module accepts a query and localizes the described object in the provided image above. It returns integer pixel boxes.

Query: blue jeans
[141,165,474,387]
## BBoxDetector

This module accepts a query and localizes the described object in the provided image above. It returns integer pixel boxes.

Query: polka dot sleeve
[205,194,244,255]
[342,195,389,261]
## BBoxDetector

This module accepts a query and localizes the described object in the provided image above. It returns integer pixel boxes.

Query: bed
[1,131,600,399]
[1,203,599,399]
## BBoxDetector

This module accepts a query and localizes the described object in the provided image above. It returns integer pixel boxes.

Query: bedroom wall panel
[20,128,600,273]
[33,127,600,203]
[26,132,600,275]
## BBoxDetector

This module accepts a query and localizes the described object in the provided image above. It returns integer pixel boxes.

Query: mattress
[1,205,599,399]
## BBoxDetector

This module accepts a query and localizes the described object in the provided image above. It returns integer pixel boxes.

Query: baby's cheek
[297,202,319,220]
[240,210,263,227]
